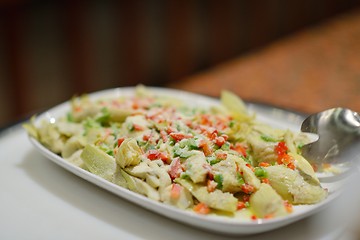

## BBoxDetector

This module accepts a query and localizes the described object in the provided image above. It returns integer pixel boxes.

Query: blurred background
[1,0,360,129]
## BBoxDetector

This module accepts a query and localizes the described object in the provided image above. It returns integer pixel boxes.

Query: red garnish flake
[117,137,125,147]
[193,203,210,215]
[275,141,288,155]
[241,184,254,194]
[237,201,246,210]
[275,141,296,169]
[251,215,257,220]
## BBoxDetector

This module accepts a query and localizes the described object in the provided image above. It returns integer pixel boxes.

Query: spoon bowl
[301,108,360,173]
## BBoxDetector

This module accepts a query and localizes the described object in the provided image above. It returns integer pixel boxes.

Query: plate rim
[26,86,340,235]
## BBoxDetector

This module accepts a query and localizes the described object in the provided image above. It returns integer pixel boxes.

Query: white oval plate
[28,87,342,235]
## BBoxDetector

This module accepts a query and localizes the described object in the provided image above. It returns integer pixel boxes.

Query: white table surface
[1,125,359,240]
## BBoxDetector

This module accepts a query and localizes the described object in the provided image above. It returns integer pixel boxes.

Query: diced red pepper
[117,137,125,147]
[169,132,192,142]
[168,158,182,179]
[147,149,160,160]
[231,143,247,157]
[214,136,225,147]
[237,201,246,210]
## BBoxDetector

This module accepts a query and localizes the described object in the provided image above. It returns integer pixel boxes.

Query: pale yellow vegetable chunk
[115,138,142,168]
[250,183,288,218]
[80,144,117,181]
[176,178,238,212]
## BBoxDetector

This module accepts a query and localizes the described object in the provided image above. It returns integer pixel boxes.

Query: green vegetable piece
[254,167,267,178]
[260,135,278,142]
[96,107,111,124]
[80,144,117,181]
[214,174,224,189]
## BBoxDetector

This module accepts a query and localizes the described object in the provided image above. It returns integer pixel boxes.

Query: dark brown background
[1,0,360,129]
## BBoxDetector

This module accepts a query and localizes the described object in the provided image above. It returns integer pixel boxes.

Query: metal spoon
[301,108,360,174]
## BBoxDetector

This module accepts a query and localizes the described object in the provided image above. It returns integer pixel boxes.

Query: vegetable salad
[24,86,327,220]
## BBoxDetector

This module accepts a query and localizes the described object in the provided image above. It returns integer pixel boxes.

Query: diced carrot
[284,200,293,213]
[207,180,217,192]
[170,184,182,199]
[215,151,227,160]
[264,214,274,219]
[231,143,247,157]
[241,184,254,194]
[262,178,270,184]
[287,162,296,170]
[193,203,210,214]
[259,162,270,167]
[214,136,225,147]
[199,140,213,156]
